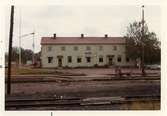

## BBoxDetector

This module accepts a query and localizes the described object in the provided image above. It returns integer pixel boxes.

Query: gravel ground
[6,80,160,98]
[5,67,160,110]
[55,68,160,76]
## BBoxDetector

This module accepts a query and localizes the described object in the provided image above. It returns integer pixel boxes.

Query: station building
[40,34,133,68]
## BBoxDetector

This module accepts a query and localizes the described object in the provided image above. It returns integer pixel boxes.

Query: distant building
[40,34,133,68]
[26,60,32,65]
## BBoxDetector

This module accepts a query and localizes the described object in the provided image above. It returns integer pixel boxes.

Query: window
[74,46,78,51]
[77,57,82,63]
[48,46,52,51]
[99,46,103,51]
[68,56,72,63]
[48,57,53,63]
[86,46,91,51]
[86,57,91,63]
[117,56,122,62]
[61,46,65,51]
[99,57,103,62]
[126,57,130,62]
[113,46,117,51]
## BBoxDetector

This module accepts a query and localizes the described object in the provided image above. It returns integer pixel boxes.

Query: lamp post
[18,32,35,66]
[18,8,35,67]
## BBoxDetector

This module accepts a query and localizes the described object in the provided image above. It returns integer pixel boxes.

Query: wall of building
[41,44,134,68]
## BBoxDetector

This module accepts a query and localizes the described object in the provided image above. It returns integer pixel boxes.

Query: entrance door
[58,58,62,67]
[108,57,113,65]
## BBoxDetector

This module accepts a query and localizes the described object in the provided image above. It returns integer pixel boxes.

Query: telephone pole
[19,8,22,68]
[32,31,35,65]
[7,5,14,95]
[141,5,145,75]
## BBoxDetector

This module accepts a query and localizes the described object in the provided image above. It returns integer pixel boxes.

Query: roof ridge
[41,36,126,45]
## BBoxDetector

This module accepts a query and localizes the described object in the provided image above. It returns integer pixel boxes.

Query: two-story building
[40,34,133,68]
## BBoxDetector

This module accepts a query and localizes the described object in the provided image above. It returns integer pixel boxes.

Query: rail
[5,95,160,110]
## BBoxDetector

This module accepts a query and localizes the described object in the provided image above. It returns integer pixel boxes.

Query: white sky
[5,5,161,53]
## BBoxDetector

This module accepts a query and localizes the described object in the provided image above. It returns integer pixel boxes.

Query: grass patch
[5,66,86,76]
[5,66,62,75]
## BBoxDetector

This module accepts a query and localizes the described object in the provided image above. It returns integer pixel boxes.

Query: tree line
[125,21,160,64]
[5,47,40,64]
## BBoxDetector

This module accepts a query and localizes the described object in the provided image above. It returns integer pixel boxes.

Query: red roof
[41,37,126,45]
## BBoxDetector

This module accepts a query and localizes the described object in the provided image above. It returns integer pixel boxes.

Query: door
[108,57,113,65]
[58,58,62,67]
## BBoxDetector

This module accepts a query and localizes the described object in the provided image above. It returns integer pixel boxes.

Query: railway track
[5,95,160,110]
[5,74,160,83]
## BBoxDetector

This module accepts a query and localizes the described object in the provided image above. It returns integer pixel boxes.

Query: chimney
[105,34,108,38]
[53,33,56,39]
[81,34,84,38]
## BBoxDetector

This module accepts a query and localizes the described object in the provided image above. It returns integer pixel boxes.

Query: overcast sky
[5,5,161,53]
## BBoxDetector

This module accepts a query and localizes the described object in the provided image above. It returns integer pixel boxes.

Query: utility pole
[32,31,35,65]
[141,5,145,75]
[7,5,14,95]
[19,8,22,68]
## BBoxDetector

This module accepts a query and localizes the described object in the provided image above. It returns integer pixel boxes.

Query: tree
[21,48,33,64]
[6,47,33,64]
[125,21,160,64]
[11,47,19,63]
